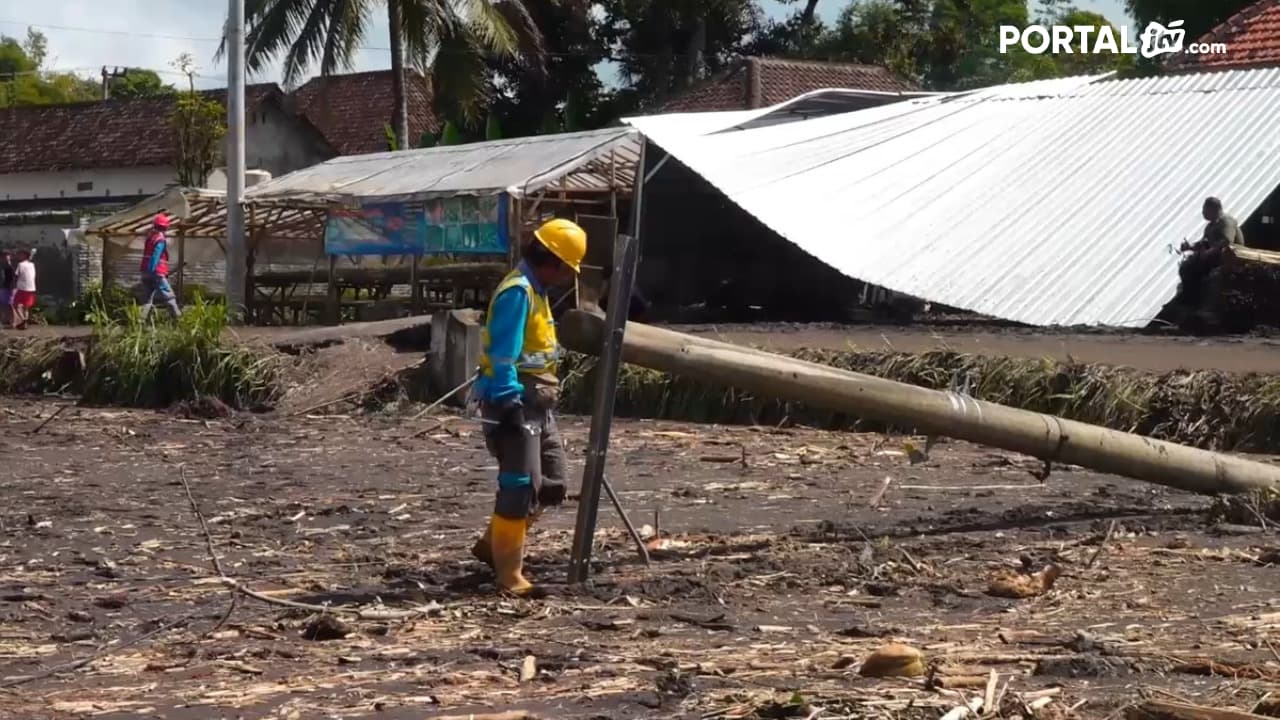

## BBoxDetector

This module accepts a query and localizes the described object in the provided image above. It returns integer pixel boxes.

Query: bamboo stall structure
[558,310,1280,496]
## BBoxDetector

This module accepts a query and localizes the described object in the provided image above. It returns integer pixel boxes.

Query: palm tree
[221,0,545,148]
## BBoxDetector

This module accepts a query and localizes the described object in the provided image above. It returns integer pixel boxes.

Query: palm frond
[493,0,547,77]
[320,0,372,78]
[218,0,307,78]
[458,0,519,54]
[429,27,491,123]
[399,0,452,67]
[281,0,343,83]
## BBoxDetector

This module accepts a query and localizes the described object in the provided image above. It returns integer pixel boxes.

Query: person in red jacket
[140,214,181,320]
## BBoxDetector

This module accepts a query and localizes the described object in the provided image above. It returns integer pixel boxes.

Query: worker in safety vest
[470,218,587,596]
[140,213,182,320]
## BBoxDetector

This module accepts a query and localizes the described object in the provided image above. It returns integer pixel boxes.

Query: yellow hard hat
[533,218,587,273]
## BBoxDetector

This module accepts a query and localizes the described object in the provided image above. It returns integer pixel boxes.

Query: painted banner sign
[423,193,509,254]
[324,201,426,255]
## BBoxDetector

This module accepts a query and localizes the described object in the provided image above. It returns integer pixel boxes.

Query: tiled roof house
[0,70,436,212]
[292,70,438,155]
[656,57,918,113]
[1166,0,1280,71]
[0,84,290,177]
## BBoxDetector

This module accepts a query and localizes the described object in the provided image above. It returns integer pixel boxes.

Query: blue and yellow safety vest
[478,268,561,384]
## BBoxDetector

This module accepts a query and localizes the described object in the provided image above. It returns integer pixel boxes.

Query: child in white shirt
[12,249,36,330]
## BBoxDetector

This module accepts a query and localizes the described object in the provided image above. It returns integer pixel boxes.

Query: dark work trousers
[481,403,568,520]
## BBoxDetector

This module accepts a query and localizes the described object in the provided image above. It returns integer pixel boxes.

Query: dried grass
[0,337,64,394]
[560,349,1280,452]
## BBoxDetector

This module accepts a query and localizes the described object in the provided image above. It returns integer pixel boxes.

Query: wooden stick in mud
[430,707,540,712]
[558,311,1280,497]
[1126,700,1273,720]
[176,463,436,621]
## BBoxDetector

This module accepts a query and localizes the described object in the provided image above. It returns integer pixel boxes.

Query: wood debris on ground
[0,396,1277,718]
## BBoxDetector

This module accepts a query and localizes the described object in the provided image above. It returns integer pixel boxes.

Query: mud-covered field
[2,396,1279,720]
[672,323,1280,373]
[22,318,1280,372]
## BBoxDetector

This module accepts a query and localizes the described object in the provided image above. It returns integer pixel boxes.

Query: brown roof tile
[0,84,280,175]
[656,57,917,113]
[1166,0,1280,71]
[0,69,442,176]
[291,70,438,155]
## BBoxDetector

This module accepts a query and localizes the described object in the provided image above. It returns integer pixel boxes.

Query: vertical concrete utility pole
[225,0,248,322]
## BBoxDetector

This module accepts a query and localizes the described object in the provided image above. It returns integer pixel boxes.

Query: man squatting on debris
[470,218,588,595]
[1179,196,1245,303]
[140,213,182,320]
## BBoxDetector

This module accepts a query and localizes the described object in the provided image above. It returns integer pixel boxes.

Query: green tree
[0,29,99,107]
[109,69,175,99]
[0,35,38,76]
[21,27,46,68]
[803,0,1131,91]
[600,0,768,110]
[1040,8,1136,77]
[170,55,226,187]
[439,120,463,145]
[1125,0,1252,43]
[224,0,546,148]
[487,0,610,137]
[485,112,502,140]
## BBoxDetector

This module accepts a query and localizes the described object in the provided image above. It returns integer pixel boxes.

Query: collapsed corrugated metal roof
[626,68,1280,327]
[246,127,641,204]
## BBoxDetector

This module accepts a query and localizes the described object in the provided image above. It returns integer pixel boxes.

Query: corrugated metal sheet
[247,127,641,204]
[626,68,1280,327]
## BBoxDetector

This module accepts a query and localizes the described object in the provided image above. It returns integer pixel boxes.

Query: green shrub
[81,295,282,408]
[47,282,136,325]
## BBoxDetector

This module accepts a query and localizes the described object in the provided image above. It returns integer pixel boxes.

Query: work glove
[531,383,561,410]
[498,399,527,432]
[538,480,566,507]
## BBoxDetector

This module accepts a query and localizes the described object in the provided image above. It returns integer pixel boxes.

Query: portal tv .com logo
[999,20,1228,59]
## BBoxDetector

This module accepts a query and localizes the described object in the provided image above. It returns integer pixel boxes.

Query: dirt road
[2,400,1277,719]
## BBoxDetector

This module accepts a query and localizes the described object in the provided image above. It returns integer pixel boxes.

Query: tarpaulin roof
[626,68,1280,327]
[246,127,641,205]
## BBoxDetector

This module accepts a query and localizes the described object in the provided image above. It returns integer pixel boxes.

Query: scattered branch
[1088,520,1119,569]
[29,403,71,435]
[0,610,205,689]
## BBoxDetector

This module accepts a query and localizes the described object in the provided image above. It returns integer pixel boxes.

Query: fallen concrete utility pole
[558,311,1280,496]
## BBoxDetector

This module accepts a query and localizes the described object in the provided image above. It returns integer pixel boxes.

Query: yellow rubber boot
[490,514,534,596]
[473,513,538,570]
[471,518,495,568]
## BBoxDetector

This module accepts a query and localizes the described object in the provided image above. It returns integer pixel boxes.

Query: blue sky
[0,0,1136,90]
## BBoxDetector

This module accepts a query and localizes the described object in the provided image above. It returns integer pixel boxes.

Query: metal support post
[225,0,247,322]
[601,474,650,567]
[567,142,648,583]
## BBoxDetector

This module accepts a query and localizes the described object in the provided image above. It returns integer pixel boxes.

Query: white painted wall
[245,103,332,177]
[0,166,174,203]
[0,101,330,203]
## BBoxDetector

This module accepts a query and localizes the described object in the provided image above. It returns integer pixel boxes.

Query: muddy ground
[2,393,1279,720]
[673,324,1280,374]
[19,317,1280,372]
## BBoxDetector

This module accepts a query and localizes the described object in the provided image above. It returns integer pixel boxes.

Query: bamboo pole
[557,311,1280,496]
